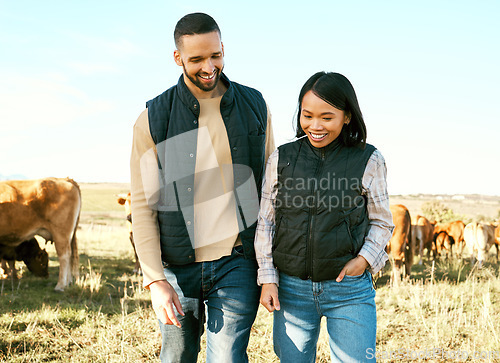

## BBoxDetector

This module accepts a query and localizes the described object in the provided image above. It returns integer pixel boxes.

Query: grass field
[1,184,499,362]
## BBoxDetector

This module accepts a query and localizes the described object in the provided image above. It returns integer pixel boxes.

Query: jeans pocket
[343,270,366,279]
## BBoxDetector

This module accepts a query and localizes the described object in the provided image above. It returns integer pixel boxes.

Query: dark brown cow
[0,178,80,291]
[117,193,141,275]
[433,221,465,258]
[411,215,435,264]
[387,204,412,285]
[0,238,49,278]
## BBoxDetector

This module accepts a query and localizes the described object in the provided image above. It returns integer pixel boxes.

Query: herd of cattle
[386,204,500,284]
[1,178,499,290]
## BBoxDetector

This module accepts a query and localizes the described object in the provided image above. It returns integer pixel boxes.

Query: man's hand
[149,280,184,328]
[336,255,369,282]
[260,283,280,312]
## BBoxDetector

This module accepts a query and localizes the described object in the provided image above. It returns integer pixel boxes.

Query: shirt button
[186,221,191,225]
[187,187,192,192]
[232,146,238,151]
[193,104,198,109]
[189,153,194,157]
[193,120,197,124]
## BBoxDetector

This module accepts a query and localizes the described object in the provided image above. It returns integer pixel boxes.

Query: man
[130,13,274,362]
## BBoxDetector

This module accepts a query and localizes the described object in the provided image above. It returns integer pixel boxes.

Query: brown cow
[0,178,80,291]
[411,215,435,264]
[387,204,412,285]
[464,222,498,266]
[0,238,49,279]
[433,221,465,258]
[434,231,454,260]
[117,193,141,275]
[495,224,500,248]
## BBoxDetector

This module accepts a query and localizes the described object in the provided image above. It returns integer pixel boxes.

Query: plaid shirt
[255,148,395,285]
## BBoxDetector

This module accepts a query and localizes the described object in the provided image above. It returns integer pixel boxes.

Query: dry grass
[2,225,499,362]
[1,186,500,362]
[374,260,500,362]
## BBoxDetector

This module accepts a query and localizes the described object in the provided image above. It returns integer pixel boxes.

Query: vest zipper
[345,217,354,254]
[305,148,326,279]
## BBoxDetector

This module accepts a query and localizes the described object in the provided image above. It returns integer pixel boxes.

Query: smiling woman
[300,91,349,148]
[295,72,367,148]
[255,71,394,362]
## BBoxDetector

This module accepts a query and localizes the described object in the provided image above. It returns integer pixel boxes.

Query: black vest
[147,74,267,265]
[273,137,376,281]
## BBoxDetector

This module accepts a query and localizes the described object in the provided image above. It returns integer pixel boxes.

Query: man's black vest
[147,73,267,265]
[273,137,376,281]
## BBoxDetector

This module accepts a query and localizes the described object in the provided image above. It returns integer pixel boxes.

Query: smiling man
[130,12,274,363]
[174,30,224,95]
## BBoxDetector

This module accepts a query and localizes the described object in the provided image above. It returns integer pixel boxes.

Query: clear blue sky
[1,0,499,195]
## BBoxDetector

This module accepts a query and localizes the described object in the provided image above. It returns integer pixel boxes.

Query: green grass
[1,185,500,362]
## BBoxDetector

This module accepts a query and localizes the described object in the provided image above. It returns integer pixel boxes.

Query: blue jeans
[274,271,376,363]
[158,246,260,363]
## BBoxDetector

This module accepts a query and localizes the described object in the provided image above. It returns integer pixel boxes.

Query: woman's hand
[336,255,369,282]
[260,283,280,312]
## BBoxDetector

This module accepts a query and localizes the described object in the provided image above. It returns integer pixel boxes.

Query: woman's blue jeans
[274,271,376,363]
[158,246,260,363]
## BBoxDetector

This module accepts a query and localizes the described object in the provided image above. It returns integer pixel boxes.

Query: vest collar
[304,136,342,157]
[176,72,234,116]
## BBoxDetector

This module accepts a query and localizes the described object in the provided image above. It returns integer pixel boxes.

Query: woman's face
[300,91,349,148]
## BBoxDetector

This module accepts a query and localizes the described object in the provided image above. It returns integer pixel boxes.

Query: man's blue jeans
[273,271,376,363]
[158,246,260,363]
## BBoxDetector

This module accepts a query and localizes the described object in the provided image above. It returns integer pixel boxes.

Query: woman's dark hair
[174,13,221,48]
[296,72,367,148]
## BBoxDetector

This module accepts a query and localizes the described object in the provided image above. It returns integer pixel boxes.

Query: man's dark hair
[174,13,221,48]
[295,72,367,148]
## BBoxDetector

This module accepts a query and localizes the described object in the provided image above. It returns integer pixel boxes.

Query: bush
[421,201,467,224]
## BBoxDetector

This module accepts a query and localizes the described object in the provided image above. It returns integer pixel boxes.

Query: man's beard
[182,63,223,93]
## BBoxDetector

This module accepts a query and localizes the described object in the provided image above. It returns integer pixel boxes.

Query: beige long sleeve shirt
[130,98,274,288]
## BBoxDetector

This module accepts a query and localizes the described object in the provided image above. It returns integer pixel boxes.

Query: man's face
[174,31,224,98]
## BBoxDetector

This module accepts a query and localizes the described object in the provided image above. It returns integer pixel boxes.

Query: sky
[1,0,499,196]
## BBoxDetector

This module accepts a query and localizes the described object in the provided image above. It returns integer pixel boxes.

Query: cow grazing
[464,222,498,266]
[411,215,435,264]
[0,178,81,291]
[0,238,49,279]
[433,221,465,259]
[117,192,141,275]
[434,231,454,260]
[387,204,413,285]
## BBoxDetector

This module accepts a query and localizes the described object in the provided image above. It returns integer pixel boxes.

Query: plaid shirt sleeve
[358,149,395,275]
[254,149,280,286]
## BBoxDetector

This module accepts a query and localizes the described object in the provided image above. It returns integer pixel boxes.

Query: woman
[254,72,394,362]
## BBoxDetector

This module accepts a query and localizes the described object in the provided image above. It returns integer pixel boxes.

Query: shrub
[421,201,467,224]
